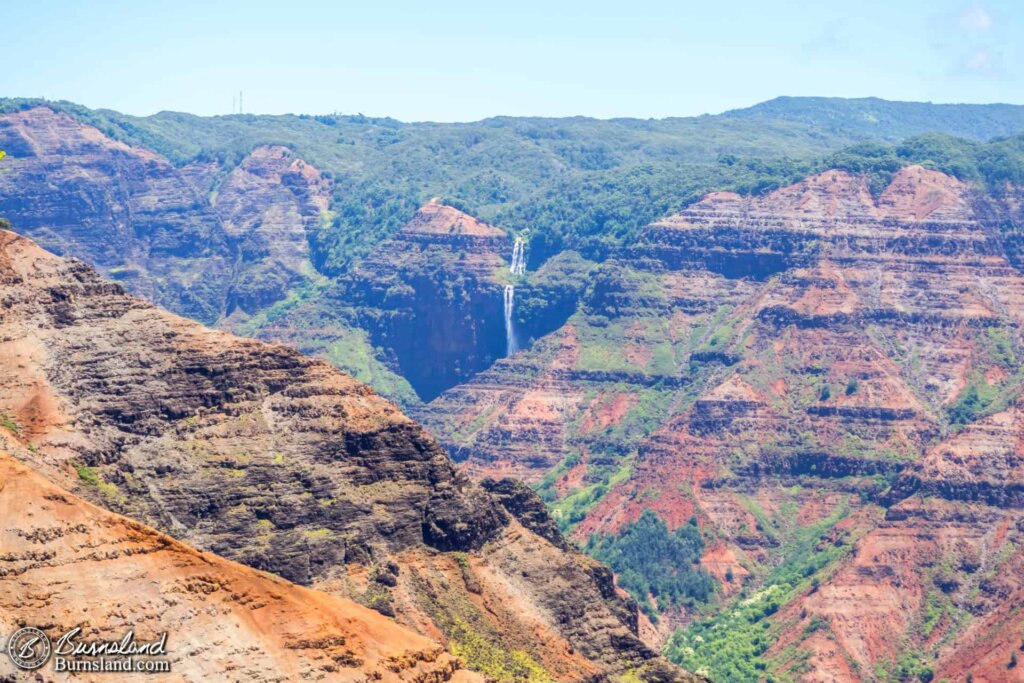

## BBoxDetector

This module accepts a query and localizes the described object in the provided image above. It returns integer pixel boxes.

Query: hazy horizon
[5,94,1024,125]
[4,0,1021,122]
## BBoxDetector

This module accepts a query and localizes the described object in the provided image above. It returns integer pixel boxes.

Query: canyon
[0,228,690,681]
[426,167,1024,681]
[2,99,1024,681]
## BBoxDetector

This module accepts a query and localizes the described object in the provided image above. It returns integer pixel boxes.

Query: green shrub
[586,510,714,617]
[75,463,100,486]
[948,377,998,425]
[987,327,1017,367]
[0,412,19,434]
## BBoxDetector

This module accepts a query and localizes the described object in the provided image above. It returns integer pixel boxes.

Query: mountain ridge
[0,228,692,682]
[0,449,478,682]
[7,94,1024,130]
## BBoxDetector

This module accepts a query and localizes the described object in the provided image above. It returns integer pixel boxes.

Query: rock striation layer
[0,450,476,683]
[212,145,331,319]
[0,107,331,326]
[425,167,1024,679]
[0,229,692,682]
[0,106,233,324]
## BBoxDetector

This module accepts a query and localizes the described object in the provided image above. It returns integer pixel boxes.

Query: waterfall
[509,237,526,276]
[504,284,518,356]
[505,236,525,356]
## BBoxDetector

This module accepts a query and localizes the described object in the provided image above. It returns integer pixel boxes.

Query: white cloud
[801,19,852,58]
[959,2,993,31]
[965,49,993,72]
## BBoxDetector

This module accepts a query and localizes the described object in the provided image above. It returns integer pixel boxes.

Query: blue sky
[2,0,1021,121]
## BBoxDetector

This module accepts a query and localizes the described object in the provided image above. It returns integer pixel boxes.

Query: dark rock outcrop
[481,477,569,550]
[0,106,233,323]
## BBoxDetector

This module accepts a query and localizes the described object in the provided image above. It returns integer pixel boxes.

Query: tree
[585,509,715,615]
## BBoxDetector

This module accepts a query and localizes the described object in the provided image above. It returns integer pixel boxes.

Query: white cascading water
[504,284,518,355]
[504,236,526,356]
[509,236,526,275]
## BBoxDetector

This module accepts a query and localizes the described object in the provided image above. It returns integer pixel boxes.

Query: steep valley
[259,198,582,404]
[425,167,1024,681]
[3,99,1024,682]
[0,230,692,682]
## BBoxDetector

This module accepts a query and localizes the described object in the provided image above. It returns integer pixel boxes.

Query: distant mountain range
[724,95,1024,142]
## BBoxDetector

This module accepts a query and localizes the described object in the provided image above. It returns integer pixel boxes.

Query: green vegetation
[947,374,999,425]
[725,97,1024,144]
[548,456,633,533]
[302,528,333,540]
[987,326,1017,368]
[0,412,20,434]
[665,503,857,682]
[888,651,935,682]
[447,616,550,683]
[824,133,1024,196]
[75,463,100,486]
[355,583,395,618]
[411,561,551,682]
[534,452,583,502]
[666,584,785,682]
[321,327,420,409]
[586,511,714,620]
[234,280,330,337]
[72,462,122,500]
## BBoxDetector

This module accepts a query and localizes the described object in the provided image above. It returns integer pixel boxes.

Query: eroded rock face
[345,200,516,402]
[425,167,1024,677]
[0,451,476,683]
[431,166,1023,504]
[891,406,1024,507]
[0,230,688,682]
[481,477,570,550]
[0,107,332,327]
[213,145,331,318]
[0,107,233,324]
[264,200,517,402]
